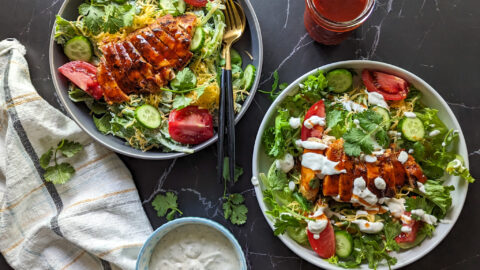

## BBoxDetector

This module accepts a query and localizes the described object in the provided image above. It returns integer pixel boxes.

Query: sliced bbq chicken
[97,14,197,104]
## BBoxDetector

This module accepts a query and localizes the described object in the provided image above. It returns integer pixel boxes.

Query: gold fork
[217,0,246,183]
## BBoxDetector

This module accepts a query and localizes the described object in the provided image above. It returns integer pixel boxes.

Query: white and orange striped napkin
[0,39,153,270]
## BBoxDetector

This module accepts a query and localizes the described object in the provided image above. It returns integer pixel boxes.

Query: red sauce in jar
[313,0,367,22]
[304,0,374,45]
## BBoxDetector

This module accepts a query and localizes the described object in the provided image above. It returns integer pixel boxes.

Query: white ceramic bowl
[136,217,247,270]
[252,60,469,269]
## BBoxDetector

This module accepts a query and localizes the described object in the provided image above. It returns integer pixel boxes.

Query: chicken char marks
[97,14,196,104]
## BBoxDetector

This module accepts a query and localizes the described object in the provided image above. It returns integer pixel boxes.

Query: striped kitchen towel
[0,39,153,270]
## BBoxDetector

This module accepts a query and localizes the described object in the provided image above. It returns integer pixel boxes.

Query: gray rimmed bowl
[252,60,469,269]
[136,217,247,270]
[49,0,263,159]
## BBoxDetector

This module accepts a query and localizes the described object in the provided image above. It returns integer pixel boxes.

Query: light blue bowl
[136,217,247,270]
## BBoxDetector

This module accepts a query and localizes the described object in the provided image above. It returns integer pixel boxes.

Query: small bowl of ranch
[136,217,247,270]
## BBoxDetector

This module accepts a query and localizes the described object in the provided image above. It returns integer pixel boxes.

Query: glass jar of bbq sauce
[304,0,376,45]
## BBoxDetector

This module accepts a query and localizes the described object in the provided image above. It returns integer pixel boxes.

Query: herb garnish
[259,70,288,100]
[40,139,83,184]
[221,157,248,225]
[152,192,183,221]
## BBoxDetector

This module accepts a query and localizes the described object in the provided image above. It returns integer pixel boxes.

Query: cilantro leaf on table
[39,148,53,169]
[222,157,244,182]
[40,139,84,184]
[58,139,83,158]
[223,193,248,225]
[152,192,183,221]
[44,163,76,184]
[258,70,288,100]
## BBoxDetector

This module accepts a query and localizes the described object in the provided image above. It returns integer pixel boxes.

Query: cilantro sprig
[152,192,183,221]
[78,0,136,35]
[259,70,288,100]
[40,139,83,184]
[223,193,248,225]
[221,157,248,225]
[343,109,389,156]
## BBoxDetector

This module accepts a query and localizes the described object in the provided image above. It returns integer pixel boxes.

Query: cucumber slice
[64,36,92,61]
[334,230,353,258]
[190,27,205,52]
[243,64,256,90]
[160,0,185,15]
[135,104,161,129]
[326,69,353,93]
[231,48,242,66]
[176,0,186,14]
[372,106,391,128]
[398,232,427,249]
[399,117,425,141]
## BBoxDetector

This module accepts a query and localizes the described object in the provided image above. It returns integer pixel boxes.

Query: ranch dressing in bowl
[149,224,240,270]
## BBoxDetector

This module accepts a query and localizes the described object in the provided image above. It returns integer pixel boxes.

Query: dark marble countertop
[1,0,479,269]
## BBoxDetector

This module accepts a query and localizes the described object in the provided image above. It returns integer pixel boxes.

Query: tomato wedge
[185,0,208,7]
[168,106,214,144]
[395,212,421,243]
[307,221,336,259]
[301,100,326,140]
[58,61,103,100]
[362,70,408,101]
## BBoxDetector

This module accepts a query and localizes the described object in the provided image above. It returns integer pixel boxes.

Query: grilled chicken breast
[97,14,197,104]
[299,142,428,204]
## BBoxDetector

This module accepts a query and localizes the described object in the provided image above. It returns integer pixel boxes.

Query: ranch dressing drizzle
[149,224,240,270]
[301,152,346,175]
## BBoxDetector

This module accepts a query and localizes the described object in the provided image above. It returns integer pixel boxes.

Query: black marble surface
[1,0,479,269]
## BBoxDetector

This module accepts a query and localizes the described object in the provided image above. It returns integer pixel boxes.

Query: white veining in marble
[447,102,480,110]
[142,159,177,204]
[260,33,314,85]
[283,0,290,29]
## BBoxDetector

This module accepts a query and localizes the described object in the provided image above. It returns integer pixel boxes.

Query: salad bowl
[49,0,263,159]
[252,60,469,269]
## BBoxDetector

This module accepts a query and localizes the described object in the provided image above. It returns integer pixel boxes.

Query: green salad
[55,0,255,152]
[260,68,474,269]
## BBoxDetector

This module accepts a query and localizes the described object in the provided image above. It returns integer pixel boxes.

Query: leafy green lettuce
[54,16,81,45]
[92,104,193,153]
[300,70,328,101]
[423,180,455,216]
[328,234,397,269]
[263,109,300,159]
[78,0,136,35]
